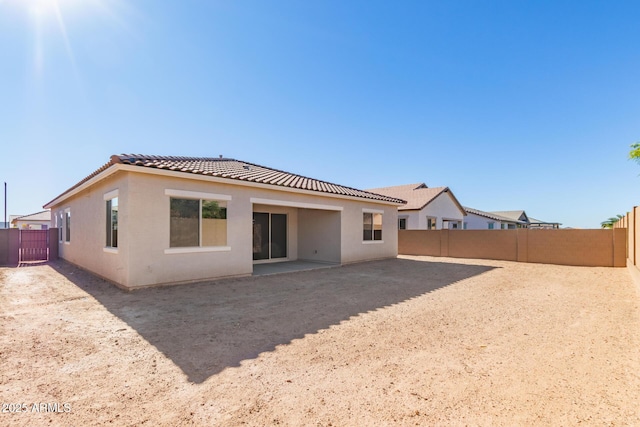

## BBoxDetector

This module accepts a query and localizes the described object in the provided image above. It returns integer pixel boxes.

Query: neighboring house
[44,154,405,289]
[8,215,22,228]
[366,183,465,230]
[467,209,561,229]
[491,211,561,229]
[11,211,52,230]
[490,210,530,225]
[463,207,526,230]
[528,217,562,229]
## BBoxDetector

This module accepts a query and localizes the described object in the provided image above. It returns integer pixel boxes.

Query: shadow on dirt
[52,258,496,384]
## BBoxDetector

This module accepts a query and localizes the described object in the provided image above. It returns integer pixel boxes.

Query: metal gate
[19,229,49,265]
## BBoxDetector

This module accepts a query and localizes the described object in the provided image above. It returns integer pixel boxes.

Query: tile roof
[528,217,562,226]
[464,207,527,223]
[46,154,406,206]
[11,211,51,222]
[366,183,465,213]
[490,210,529,222]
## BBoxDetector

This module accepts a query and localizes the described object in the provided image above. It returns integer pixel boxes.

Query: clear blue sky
[1,0,639,228]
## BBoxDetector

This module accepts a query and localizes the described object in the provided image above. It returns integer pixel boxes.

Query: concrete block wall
[399,228,626,267]
[616,206,639,280]
[448,230,518,262]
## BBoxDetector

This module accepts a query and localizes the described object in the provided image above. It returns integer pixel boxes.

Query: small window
[65,210,71,242]
[363,212,382,241]
[488,222,495,230]
[427,217,437,230]
[59,212,63,242]
[106,197,119,248]
[500,223,506,230]
[398,218,407,230]
[463,222,468,230]
[170,198,227,248]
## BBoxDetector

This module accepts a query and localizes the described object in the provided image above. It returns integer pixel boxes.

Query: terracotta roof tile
[46,154,406,206]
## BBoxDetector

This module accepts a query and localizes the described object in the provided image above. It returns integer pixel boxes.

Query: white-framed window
[427,217,437,230]
[64,209,71,242]
[363,211,383,241]
[488,222,495,230]
[398,218,407,230]
[58,211,63,242]
[170,198,228,248]
[105,195,119,249]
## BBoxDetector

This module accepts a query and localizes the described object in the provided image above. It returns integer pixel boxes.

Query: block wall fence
[615,207,639,280]
[399,228,626,267]
[0,228,59,266]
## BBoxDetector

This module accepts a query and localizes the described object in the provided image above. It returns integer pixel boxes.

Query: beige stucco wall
[50,172,131,286]
[340,203,398,264]
[298,209,341,263]
[50,168,399,288]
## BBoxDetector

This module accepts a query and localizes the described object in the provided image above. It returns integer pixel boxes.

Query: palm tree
[631,142,640,163]
[601,214,624,229]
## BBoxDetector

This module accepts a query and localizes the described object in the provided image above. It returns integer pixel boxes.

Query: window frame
[58,211,63,243]
[427,216,437,230]
[164,189,232,254]
[104,190,119,251]
[398,217,407,230]
[362,209,383,243]
[64,208,71,243]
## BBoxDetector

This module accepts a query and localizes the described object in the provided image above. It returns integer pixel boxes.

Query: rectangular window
[363,212,382,241]
[106,197,118,248]
[65,210,71,242]
[170,198,227,248]
[398,218,407,230]
[59,212,63,242]
[427,217,436,230]
[488,222,495,230]
[463,222,468,230]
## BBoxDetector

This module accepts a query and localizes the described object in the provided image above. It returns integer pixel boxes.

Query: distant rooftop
[464,207,527,224]
[11,211,51,223]
[367,183,465,213]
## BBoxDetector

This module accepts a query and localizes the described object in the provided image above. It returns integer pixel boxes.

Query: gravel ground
[1,256,639,426]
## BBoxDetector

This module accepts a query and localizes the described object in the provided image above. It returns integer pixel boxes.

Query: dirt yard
[1,256,639,426]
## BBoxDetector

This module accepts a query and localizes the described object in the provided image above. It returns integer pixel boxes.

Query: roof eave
[45,163,406,208]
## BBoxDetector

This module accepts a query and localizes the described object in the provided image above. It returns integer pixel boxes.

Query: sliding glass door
[252,212,287,261]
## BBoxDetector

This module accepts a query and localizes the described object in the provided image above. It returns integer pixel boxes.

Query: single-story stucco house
[464,208,562,230]
[366,183,466,230]
[463,207,527,230]
[11,211,52,230]
[44,154,405,289]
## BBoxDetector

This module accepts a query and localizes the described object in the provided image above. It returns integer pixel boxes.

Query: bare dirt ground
[1,256,639,426]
